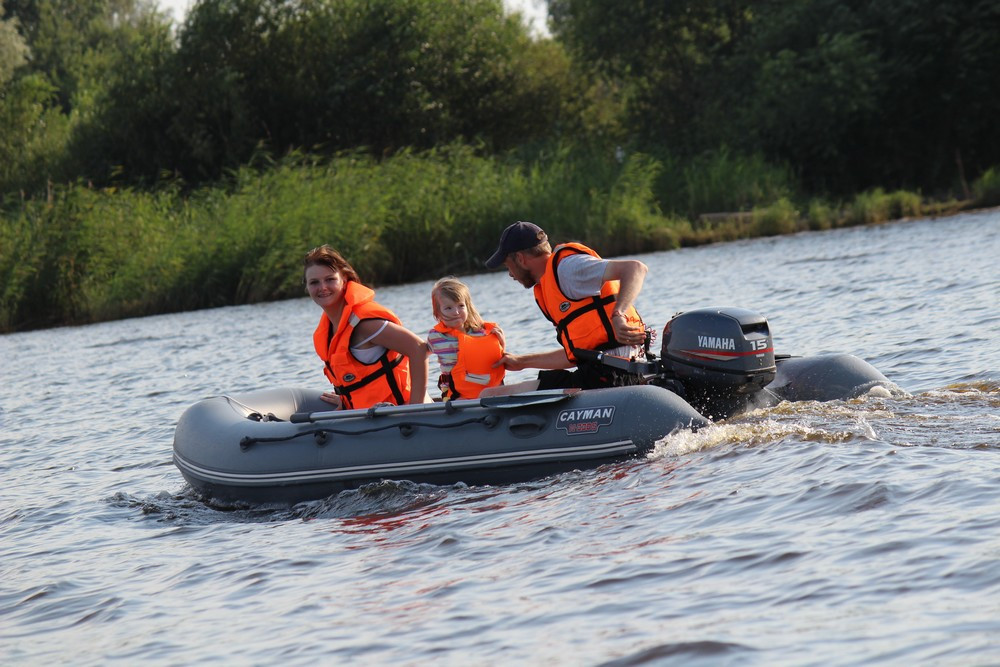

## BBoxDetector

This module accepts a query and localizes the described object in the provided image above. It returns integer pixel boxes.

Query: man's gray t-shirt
[556,253,607,298]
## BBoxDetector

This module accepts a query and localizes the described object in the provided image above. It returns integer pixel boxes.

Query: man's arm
[494,348,573,371]
[602,259,648,346]
[602,258,647,316]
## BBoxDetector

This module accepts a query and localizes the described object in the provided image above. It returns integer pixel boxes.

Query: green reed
[0,145,692,331]
[972,167,1000,207]
[673,147,796,218]
[1,145,984,332]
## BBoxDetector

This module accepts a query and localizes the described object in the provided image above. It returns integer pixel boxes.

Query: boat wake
[650,388,904,458]
[651,377,999,460]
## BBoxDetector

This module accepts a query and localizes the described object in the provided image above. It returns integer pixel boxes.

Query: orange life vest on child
[532,242,643,362]
[313,281,411,409]
[432,321,506,399]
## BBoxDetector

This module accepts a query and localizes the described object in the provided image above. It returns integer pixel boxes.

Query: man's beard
[511,264,535,288]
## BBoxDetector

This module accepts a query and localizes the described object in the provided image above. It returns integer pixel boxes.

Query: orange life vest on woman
[313,281,411,409]
[532,242,643,362]
[432,321,505,399]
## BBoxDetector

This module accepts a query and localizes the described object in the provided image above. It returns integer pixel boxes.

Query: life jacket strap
[334,354,406,406]
[554,293,617,356]
[439,372,460,400]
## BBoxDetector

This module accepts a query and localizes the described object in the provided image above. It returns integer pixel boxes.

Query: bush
[806,198,837,230]
[671,147,795,217]
[972,167,1000,207]
[887,190,922,219]
[752,197,800,236]
[846,188,891,225]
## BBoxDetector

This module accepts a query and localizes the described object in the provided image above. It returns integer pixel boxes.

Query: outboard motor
[656,307,777,419]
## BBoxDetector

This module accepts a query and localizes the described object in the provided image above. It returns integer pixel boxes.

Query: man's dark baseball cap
[485,221,547,269]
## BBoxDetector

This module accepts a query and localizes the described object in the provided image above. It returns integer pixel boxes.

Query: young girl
[427,277,505,400]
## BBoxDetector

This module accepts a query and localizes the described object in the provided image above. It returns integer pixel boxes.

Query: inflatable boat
[173,307,892,504]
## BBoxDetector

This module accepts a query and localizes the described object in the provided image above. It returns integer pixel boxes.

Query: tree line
[2,0,1000,332]
[2,0,999,200]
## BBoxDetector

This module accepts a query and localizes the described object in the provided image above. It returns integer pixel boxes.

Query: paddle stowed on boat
[173,307,893,504]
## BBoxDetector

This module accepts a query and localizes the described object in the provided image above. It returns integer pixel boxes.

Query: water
[2,210,999,665]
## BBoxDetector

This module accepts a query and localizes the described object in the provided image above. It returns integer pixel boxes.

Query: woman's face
[305,264,347,310]
[435,293,468,329]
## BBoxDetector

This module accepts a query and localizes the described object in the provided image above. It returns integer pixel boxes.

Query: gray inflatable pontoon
[173,385,708,504]
[172,307,893,504]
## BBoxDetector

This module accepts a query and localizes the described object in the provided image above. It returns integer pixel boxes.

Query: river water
[2,210,999,665]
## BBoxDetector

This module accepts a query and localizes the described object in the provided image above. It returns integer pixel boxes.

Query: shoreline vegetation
[2,145,998,334]
[4,2,1000,333]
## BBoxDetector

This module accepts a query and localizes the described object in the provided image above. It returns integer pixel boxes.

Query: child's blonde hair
[431,277,485,332]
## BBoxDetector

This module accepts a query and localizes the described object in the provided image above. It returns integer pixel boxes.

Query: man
[480,221,649,394]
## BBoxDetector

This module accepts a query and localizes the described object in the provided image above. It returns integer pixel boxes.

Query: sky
[154,0,550,37]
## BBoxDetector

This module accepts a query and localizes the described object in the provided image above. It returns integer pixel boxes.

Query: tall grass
[844,188,923,226]
[660,146,797,218]
[806,198,838,230]
[752,198,800,236]
[0,145,691,331]
[0,143,970,333]
[972,166,1000,207]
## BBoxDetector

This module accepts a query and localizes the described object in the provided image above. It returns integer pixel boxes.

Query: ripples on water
[2,211,999,664]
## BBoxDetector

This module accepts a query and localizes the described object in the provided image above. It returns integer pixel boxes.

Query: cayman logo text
[557,406,615,435]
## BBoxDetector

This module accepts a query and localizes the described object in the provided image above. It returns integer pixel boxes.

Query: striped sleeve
[427,329,459,372]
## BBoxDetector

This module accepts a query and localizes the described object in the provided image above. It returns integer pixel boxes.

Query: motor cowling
[660,307,776,397]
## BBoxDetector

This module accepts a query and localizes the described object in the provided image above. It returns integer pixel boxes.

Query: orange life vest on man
[432,321,505,399]
[312,281,411,409]
[532,242,643,362]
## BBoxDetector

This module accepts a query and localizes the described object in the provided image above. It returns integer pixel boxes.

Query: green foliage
[856,1,1000,192]
[7,0,1000,198]
[582,152,678,254]
[0,0,168,194]
[845,188,891,226]
[3,0,571,189]
[0,6,28,85]
[971,167,1000,208]
[806,198,837,230]
[551,0,1000,195]
[0,73,73,193]
[123,0,572,182]
[842,188,923,227]
[66,5,178,185]
[742,31,881,190]
[667,147,795,218]
[887,190,922,219]
[4,0,1000,332]
[550,0,752,154]
[0,145,695,331]
[751,197,800,237]
[0,197,47,330]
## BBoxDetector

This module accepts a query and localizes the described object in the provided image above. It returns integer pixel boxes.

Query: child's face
[436,293,468,329]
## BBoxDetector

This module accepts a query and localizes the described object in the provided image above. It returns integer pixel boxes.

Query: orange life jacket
[532,242,643,362]
[432,321,505,399]
[312,281,411,409]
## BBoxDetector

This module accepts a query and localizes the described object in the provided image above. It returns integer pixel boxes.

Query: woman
[304,245,429,409]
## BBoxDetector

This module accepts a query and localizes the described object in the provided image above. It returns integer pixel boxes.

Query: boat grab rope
[239,414,500,451]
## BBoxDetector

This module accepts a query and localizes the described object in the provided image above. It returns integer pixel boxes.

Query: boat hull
[173,385,709,504]
[771,353,891,402]
[172,352,892,504]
